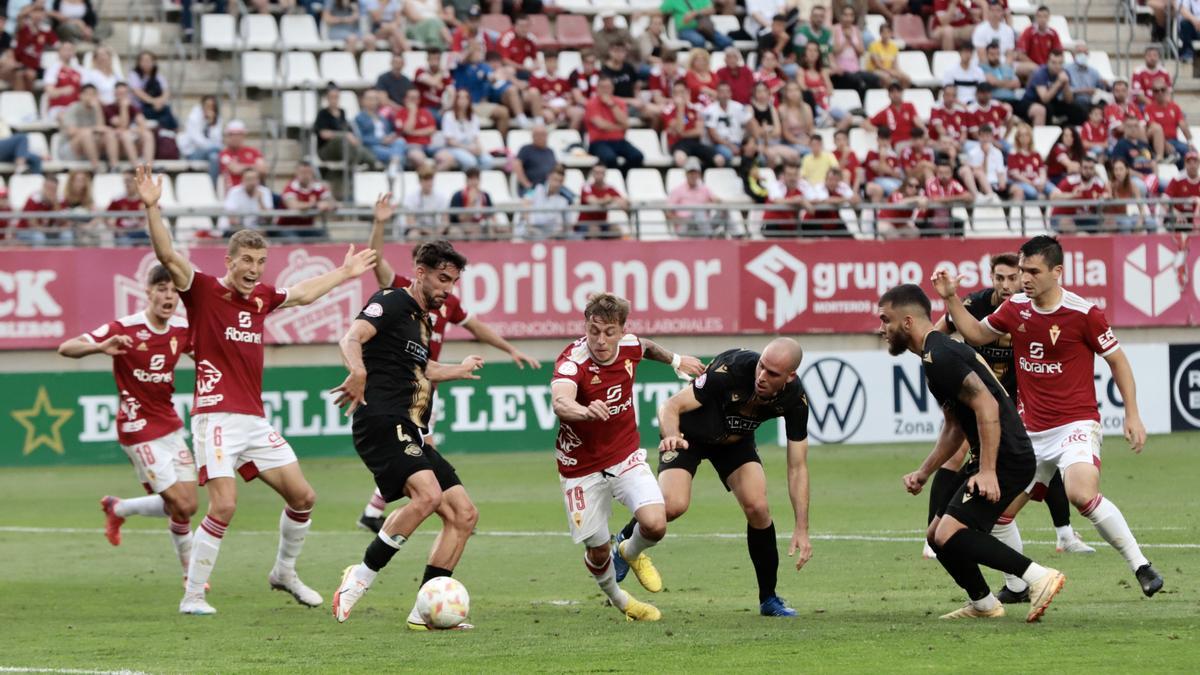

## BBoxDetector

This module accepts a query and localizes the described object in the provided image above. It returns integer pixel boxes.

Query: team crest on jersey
[661,450,679,463]
[715,364,729,373]
[136,329,151,341]
[137,342,148,351]
[363,303,383,318]
[170,336,179,354]
[624,359,633,378]
[558,361,579,377]
[254,297,264,313]
[695,373,707,389]
[590,375,601,385]
[1049,324,1061,345]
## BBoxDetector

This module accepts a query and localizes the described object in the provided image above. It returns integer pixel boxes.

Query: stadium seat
[893,14,936,51]
[126,24,161,50]
[897,52,937,89]
[480,14,512,35]
[280,51,322,89]
[1033,125,1061,158]
[633,209,674,241]
[966,206,1012,238]
[240,14,279,50]
[904,89,935,120]
[478,129,506,158]
[201,13,236,51]
[548,129,595,167]
[157,176,178,206]
[1011,15,1032,34]
[556,51,582,79]
[353,172,389,206]
[592,14,629,32]
[665,167,686,192]
[434,171,467,198]
[481,170,515,203]
[863,89,888,117]
[281,14,331,51]
[8,174,44,208]
[830,89,863,114]
[708,50,727,72]
[81,51,124,74]
[1009,0,1037,14]
[712,15,755,50]
[625,168,667,204]
[506,130,533,158]
[1048,15,1076,49]
[176,216,217,239]
[556,15,595,51]
[360,51,392,85]
[1089,51,1116,84]
[39,51,60,72]
[401,51,429,79]
[92,173,126,208]
[25,133,50,165]
[627,129,671,168]
[704,168,748,202]
[337,90,360,118]
[629,0,661,10]
[528,15,557,51]
[931,51,958,83]
[0,92,54,131]
[865,14,886,38]
[563,168,586,195]
[319,51,365,89]
[602,168,627,196]
[555,0,591,14]
[1158,163,1180,185]
[175,173,219,207]
[849,128,874,160]
[242,51,280,90]
[282,90,319,129]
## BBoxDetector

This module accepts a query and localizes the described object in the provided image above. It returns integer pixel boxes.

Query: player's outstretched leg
[1046,471,1094,553]
[405,485,479,631]
[1066,462,1162,596]
[100,494,167,546]
[585,540,660,622]
[260,465,322,607]
[992,516,1030,603]
[358,488,387,533]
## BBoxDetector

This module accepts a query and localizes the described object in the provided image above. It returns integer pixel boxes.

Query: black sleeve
[691,358,731,407]
[313,109,333,135]
[784,397,810,442]
[356,290,404,333]
[925,342,975,404]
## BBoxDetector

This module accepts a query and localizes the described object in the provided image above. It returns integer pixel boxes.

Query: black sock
[927,468,961,525]
[746,521,779,603]
[1045,471,1072,528]
[942,528,1032,578]
[422,565,453,586]
[363,535,402,572]
[934,545,991,601]
[619,517,637,541]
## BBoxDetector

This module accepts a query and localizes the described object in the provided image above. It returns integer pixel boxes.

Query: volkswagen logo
[800,358,867,444]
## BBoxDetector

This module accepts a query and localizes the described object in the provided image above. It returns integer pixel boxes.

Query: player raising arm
[137,165,377,616]
[619,338,813,617]
[931,235,1163,597]
[551,293,703,622]
[880,283,1065,622]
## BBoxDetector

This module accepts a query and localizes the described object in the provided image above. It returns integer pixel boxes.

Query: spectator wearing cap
[0,118,44,174]
[1144,84,1193,166]
[62,84,119,172]
[402,162,449,238]
[865,22,911,89]
[278,161,336,236]
[356,89,409,177]
[1066,41,1109,106]
[220,169,275,233]
[662,0,733,50]
[1015,6,1062,79]
[361,0,409,53]
[578,163,627,239]
[667,157,724,236]
[180,95,224,183]
[315,83,380,168]
[514,123,557,194]
[218,119,268,190]
[972,2,1015,63]
[980,41,1020,102]
[586,75,644,171]
[376,52,414,107]
[324,0,378,54]
[517,165,576,240]
[594,10,634,60]
[1016,50,1086,127]
[447,166,495,240]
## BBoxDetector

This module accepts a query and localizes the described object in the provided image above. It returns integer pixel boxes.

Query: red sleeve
[1166,179,1180,198]
[552,350,586,387]
[1016,28,1030,51]
[84,320,122,343]
[869,109,886,127]
[1050,32,1062,50]
[982,298,1017,334]
[443,294,470,325]
[1083,306,1119,356]
[262,283,289,313]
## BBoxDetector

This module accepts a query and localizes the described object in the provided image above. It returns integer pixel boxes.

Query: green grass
[1,434,1198,674]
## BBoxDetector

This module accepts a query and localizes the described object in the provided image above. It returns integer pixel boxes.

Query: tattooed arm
[640,338,705,376]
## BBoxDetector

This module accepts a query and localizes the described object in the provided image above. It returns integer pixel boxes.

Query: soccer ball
[416,576,470,629]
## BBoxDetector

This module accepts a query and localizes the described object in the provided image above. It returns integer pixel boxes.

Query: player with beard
[879,284,1065,621]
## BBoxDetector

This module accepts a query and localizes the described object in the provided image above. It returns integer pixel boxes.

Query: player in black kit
[330,238,484,628]
[879,284,1065,622]
[617,338,812,617]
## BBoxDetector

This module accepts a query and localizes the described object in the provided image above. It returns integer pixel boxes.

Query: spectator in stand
[1145,84,1193,166]
[402,162,448,237]
[1079,104,1109,160]
[0,118,44,174]
[800,134,837,185]
[876,177,927,239]
[668,156,725,236]
[662,0,733,50]
[220,168,275,233]
[703,81,752,168]
[832,129,861,193]
[441,89,494,170]
[749,81,801,167]
[602,42,658,123]
[800,166,857,237]
[959,124,1019,203]
[1105,80,1142,134]
[13,4,56,92]
[922,160,970,236]
[180,95,223,183]
[799,41,849,131]
[105,172,146,244]
[449,5,491,54]
[1147,0,1171,44]
[578,163,627,239]
[966,82,1012,151]
[447,166,495,239]
[753,49,786,100]
[1110,115,1156,181]
[866,22,910,89]
[662,80,715,167]
[376,52,414,107]
[1050,155,1107,233]
[1066,42,1108,106]
[1164,151,1200,231]
[980,41,1019,103]
[586,75,643,171]
[83,46,122,106]
[63,168,109,245]
[942,43,985,104]
[1016,50,1086,126]
[1178,0,1200,64]
[864,127,904,202]
[452,42,518,134]
[48,0,96,42]
[414,47,454,114]
[594,10,634,59]
[527,52,577,128]
[929,83,967,158]
[362,0,409,52]
[869,82,921,145]
[636,14,671,68]
[497,14,537,75]
[128,51,177,130]
[830,6,877,98]
[776,81,813,154]
[218,119,268,190]
[971,2,1014,63]
[762,160,806,237]
[744,0,785,49]
[404,0,451,50]
[356,89,408,178]
[568,50,601,127]
[931,0,977,52]
[20,174,70,245]
[325,0,377,54]
[716,47,755,105]
[517,164,575,240]
[1008,123,1052,200]
[315,83,380,167]
[900,127,936,183]
[1131,46,1171,107]
[1046,125,1083,185]
[684,47,719,105]
[105,82,155,165]
[43,41,82,122]
[1015,6,1061,79]
[278,161,336,236]
[513,123,557,194]
[1107,158,1153,232]
[394,85,455,169]
[795,6,832,63]
[760,15,794,75]
[62,84,118,171]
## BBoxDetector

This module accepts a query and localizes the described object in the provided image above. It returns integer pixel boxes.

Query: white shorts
[1027,420,1103,500]
[121,429,196,494]
[192,412,297,485]
[559,449,664,547]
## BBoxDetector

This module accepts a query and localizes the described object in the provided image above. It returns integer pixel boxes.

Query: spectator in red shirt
[923,161,970,236]
[662,80,715,168]
[869,83,922,145]
[762,161,807,237]
[526,51,580,129]
[585,75,644,172]
[577,163,627,239]
[20,173,69,244]
[14,5,56,90]
[864,127,905,203]
[832,129,862,193]
[218,119,268,190]
[899,128,936,183]
[1008,124,1052,200]
[929,83,967,158]
[1015,6,1062,78]
[876,177,927,239]
[1164,151,1200,232]
[1104,80,1142,140]
[1079,104,1109,159]
[1145,84,1193,166]
[1050,155,1108,232]
[43,41,82,121]
[395,86,456,169]
[106,172,148,245]
[931,0,977,52]
[278,161,336,234]
[413,46,452,114]
[1131,45,1172,106]
[497,15,537,73]
[716,47,755,105]
[447,166,497,239]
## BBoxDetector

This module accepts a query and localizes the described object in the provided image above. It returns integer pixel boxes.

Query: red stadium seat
[529,15,558,50]
[555,15,594,51]
[894,14,936,52]
[480,14,512,36]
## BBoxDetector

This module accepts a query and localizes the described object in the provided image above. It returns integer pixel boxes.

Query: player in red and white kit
[135,166,378,615]
[58,264,197,587]
[933,236,1164,598]
[550,294,703,621]
[354,199,542,534]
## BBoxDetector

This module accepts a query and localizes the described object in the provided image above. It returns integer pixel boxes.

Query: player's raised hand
[133,164,162,207]
[332,370,368,416]
[967,470,1001,503]
[374,192,396,223]
[585,399,611,421]
[902,470,927,495]
[1125,414,1147,454]
[788,531,812,571]
[676,355,705,378]
[509,349,541,369]
[659,435,688,453]
[99,334,134,355]
[342,244,378,277]
[929,267,962,300]
[458,355,484,380]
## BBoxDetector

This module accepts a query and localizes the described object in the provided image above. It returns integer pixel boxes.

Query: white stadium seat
[280,51,322,88]
[479,130,506,157]
[240,14,279,51]
[625,168,668,204]
[898,51,937,89]
[359,51,393,85]
[242,51,279,89]
[91,174,126,209]
[904,89,935,120]
[281,14,331,51]
[480,170,514,204]
[830,90,863,114]
[434,171,467,197]
[1033,125,1061,158]
[864,89,888,117]
[282,90,319,129]
[627,129,671,168]
[403,51,429,80]
[1048,15,1076,49]
[353,172,390,206]
[8,174,44,209]
[320,51,365,89]
[175,173,220,207]
[966,206,1012,237]
[556,51,582,79]
[201,13,236,51]
[703,168,748,202]
[931,51,958,82]
[0,92,53,131]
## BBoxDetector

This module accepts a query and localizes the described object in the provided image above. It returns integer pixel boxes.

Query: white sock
[1083,495,1150,571]
[352,562,378,587]
[971,593,999,611]
[363,489,386,519]
[169,518,193,573]
[185,515,227,595]
[992,518,1028,593]
[114,495,166,518]
[585,554,628,611]
[622,524,658,560]
[275,507,312,574]
[1021,561,1049,585]
[1054,524,1074,543]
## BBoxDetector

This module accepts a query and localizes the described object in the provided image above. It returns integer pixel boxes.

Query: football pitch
[2,434,1197,674]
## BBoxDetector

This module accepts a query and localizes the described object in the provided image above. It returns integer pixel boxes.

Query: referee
[617,338,812,617]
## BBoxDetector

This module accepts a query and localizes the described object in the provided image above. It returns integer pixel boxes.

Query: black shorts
[657,437,761,491]
[352,416,462,503]
[942,459,1034,532]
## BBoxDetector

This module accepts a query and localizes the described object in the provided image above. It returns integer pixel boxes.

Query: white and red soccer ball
[416,576,470,629]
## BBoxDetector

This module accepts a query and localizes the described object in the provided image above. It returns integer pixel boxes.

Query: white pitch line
[1,526,1198,548]
[0,668,148,675]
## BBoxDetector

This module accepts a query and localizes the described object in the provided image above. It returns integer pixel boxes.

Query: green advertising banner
[1,361,780,467]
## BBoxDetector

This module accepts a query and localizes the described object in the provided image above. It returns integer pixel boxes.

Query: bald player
[616,338,813,617]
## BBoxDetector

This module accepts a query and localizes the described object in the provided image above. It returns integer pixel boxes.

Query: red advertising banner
[1,235,1197,350]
